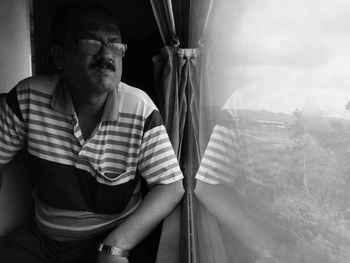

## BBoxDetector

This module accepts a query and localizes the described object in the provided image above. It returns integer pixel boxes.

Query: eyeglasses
[77,39,127,57]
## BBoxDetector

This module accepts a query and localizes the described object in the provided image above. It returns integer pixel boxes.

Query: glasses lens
[108,42,127,57]
[78,39,101,55]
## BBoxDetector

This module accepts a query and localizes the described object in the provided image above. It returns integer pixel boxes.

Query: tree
[345,101,350,111]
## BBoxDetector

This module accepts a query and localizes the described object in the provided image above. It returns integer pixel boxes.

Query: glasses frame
[76,38,128,57]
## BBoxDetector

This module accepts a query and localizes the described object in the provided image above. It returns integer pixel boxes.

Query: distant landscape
[203,107,350,262]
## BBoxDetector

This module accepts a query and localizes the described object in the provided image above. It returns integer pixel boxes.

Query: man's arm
[96,108,184,262]
[97,180,184,263]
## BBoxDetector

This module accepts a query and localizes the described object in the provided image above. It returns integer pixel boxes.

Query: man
[0,3,184,263]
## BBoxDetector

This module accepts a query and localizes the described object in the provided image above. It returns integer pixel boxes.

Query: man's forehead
[68,21,121,39]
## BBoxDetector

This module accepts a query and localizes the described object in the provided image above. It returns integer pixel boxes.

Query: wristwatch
[97,243,130,258]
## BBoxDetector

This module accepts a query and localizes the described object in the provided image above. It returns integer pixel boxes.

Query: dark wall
[33,0,163,105]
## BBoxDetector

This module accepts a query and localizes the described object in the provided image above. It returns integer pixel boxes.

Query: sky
[203,0,350,119]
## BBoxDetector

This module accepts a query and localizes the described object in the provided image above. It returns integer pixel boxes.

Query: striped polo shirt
[0,74,183,241]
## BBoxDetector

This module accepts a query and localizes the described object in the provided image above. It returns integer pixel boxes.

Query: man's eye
[109,42,121,46]
[109,42,125,49]
[82,39,100,45]
[87,39,100,44]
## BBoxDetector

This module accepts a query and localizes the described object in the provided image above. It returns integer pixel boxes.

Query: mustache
[90,60,116,71]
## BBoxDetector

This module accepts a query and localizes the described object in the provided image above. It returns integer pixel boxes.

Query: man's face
[62,20,124,96]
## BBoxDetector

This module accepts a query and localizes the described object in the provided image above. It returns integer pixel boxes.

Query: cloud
[208,0,350,68]
[226,40,332,68]
[203,0,350,117]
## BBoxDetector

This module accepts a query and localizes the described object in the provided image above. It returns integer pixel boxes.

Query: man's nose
[96,43,114,59]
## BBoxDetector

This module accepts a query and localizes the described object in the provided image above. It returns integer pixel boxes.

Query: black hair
[51,2,120,44]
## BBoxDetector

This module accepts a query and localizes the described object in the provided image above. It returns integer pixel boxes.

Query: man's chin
[91,78,119,92]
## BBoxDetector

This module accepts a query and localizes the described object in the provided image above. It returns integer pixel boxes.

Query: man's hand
[96,253,128,263]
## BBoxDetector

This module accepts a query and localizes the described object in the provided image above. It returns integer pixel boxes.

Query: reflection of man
[0,3,183,263]
[194,92,287,263]
[196,91,246,186]
[196,90,290,186]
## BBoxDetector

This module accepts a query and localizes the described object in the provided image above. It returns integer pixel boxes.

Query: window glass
[194,1,350,262]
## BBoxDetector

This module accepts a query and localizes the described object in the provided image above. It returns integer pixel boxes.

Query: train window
[195,1,350,262]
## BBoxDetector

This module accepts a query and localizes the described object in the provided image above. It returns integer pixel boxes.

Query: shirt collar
[51,75,120,122]
[100,86,119,122]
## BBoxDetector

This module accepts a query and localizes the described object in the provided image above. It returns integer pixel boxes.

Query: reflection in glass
[193,0,350,262]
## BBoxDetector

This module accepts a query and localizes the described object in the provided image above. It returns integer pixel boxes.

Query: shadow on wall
[0,150,34,236]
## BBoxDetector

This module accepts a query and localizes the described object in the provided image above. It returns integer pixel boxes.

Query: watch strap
[97,243,130,257]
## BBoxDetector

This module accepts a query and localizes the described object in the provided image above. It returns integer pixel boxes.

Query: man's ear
[50,44,64,70]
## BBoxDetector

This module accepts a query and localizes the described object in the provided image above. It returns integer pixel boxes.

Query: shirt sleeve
[0,86,27,164]
[137,110,183,185]
[196,109,242,185]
